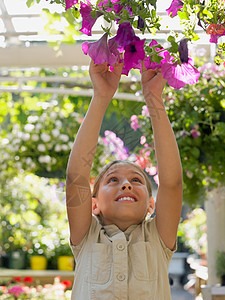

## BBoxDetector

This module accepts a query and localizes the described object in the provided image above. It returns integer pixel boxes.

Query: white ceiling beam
[0,75,139,83]
[0,85,144,102]
[0,43,90,67]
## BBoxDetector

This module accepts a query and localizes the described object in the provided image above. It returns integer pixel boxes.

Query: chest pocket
[129,242,158,281]
[86,243,112,284]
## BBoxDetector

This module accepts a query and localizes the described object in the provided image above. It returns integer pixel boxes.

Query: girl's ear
[92,197,101,216]
[147,197,155,215]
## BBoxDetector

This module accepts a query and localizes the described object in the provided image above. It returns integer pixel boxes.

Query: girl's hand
[89,60,124,101]
[141,62,167,100]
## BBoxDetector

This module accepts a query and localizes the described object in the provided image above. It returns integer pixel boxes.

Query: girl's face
[92,163,155,230]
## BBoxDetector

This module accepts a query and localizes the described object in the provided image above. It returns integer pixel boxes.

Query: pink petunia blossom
[108,36,120,60]
[115,22,135,52]
[79,2,102,36]
[166,0,183,17]
[65,0,78,10]
[82,33,117,65]
[130,115,139,131]
[209,33,225,44]
[123,37,145,71]
[161,54,200,89]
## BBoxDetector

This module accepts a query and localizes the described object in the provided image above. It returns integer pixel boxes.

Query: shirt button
[117,243,125,251]
[117,273,125,281]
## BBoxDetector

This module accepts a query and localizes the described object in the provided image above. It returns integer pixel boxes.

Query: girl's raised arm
[141,65,183,250]
[66,60,123,245]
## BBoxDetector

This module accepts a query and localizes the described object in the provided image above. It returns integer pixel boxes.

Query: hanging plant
[27,0,225,88]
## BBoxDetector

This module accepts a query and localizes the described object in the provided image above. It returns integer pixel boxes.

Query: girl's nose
[120,181,133,191]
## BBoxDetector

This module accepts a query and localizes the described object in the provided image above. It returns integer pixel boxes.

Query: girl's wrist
[91,95,112,110]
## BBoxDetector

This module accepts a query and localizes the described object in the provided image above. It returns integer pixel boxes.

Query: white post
[205,185,225,285]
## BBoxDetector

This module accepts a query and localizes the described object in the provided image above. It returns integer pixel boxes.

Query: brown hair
[92,160,152,198]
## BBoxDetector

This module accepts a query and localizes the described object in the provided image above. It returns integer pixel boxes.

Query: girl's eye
[132,177,142,183]
[107,177,118,183]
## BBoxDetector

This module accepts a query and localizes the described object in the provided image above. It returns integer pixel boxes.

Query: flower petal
[65,0,78,10]
[82,33,117,65]
[166,0,183,17]
[79,2,102,36]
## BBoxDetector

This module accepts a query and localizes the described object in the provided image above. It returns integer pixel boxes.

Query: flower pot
[8,250,26,269]
[222,275,225,286]
[30,255,47,270]
[57,256,74,271]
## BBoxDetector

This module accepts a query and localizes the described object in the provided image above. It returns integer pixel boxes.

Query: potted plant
[28,243,48,270]
[216,251,225,286]
[55,241,74,271]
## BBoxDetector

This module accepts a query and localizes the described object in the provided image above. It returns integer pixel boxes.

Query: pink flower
[82,33,117,65]
[191,129,201,138]
[166,0,183,17]
[123,37,145,71]
[146,166,157,176]
[65,0,78,10]
[142,105,150,117]
[191,125,201,138]
[161,55,200,89]
[209,32,225,43]
[108,36,120,60]
[104,130,129,160]
[130,115,139,131]
[8,286,25,297]
[79,2,102,36]
[115,22,135,52]
[135,155,148,169]
[140,136,147,145]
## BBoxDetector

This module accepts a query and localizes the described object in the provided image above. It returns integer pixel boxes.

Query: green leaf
[177,11,189,20]
[190,147,200,159]
[26,0,34,8]
[168,41,179,53]
[167,35,176,43]
[202,8,213,19]
[151,54,162,64]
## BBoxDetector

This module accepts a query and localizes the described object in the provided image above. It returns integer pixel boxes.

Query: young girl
[66,60,183,299]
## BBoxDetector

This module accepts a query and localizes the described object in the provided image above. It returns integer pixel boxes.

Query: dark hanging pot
[221,274,225,286]
[8,250,26,269]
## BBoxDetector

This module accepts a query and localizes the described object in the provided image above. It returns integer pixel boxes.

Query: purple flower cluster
[82,21,146,76]
[103,130,129,160]
[64,0,200,89]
